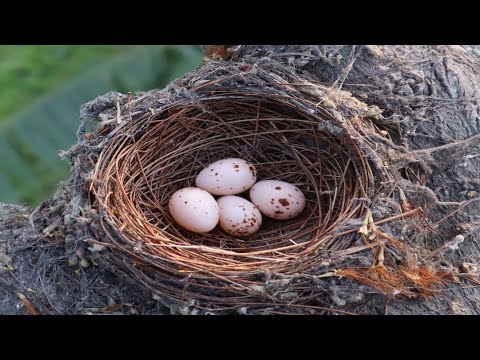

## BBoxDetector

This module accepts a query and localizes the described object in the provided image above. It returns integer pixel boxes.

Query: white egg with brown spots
[168,187,219,233]
[249,180,306,220]
[195,158,257,195]
[217,196,262,237]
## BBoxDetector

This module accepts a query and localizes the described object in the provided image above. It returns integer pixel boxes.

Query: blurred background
[0,45,203,206]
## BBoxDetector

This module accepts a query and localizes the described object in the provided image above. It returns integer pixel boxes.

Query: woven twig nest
[74,60,445,314]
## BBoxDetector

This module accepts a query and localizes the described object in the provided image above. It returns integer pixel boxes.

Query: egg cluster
[168,158,306,237]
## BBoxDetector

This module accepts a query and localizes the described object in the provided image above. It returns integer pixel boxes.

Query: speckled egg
[168,187,219,233]
[217,196,262,237]
[249,180,306,220]
[195,158,257,196]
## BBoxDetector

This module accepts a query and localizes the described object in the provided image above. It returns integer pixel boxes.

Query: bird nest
[80,61,446,313]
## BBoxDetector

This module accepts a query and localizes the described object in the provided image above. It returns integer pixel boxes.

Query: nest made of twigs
[91,89,378,305]
[86,61,446,313]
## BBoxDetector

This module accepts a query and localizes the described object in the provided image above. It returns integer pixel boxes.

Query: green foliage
[0,45,128,120]
[0,45,202,206]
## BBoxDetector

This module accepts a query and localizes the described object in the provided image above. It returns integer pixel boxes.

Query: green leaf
[0,45,202,205]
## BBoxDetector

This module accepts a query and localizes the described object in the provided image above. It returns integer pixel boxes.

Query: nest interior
[100,97,371,261]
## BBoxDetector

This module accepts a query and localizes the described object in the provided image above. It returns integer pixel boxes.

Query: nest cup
[93,90,374,309]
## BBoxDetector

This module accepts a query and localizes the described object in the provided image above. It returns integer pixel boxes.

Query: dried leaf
[358,224,369,236]
[365,45,385,59]
[377,244,385,267]
[330,294,346,306]
[459,262,478,274]
[399,188,412,213]
[191,79,210,87]
[320,96,337,109]
[345,292,365,303]
[447,235,465,250]
[247,285,266,294]
[87,243,106,253]
[23,299,39,315]
[299,86,325,98]
[68,255,78,267]
[130,307,139,315]
[294,57,312,68]
[279,292,299,300]
[362,210,374,226]
[365,105,383,118]
[403,272,421,281]
[329,109,345,123]
[0,253,12,265]
[325,56,341,66]
[170,305,190,315]
[42,224,57,237]
[386,149,396,160]
[347,96,368,109]
[80,258,90,268]
[368,210,374,224]
[237,307,248,315]
[318,271,337,278]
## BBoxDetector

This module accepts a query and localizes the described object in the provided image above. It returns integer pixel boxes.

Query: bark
[1,45,480,315]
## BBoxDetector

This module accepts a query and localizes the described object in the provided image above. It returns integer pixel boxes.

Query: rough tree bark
[1,45,480,314]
